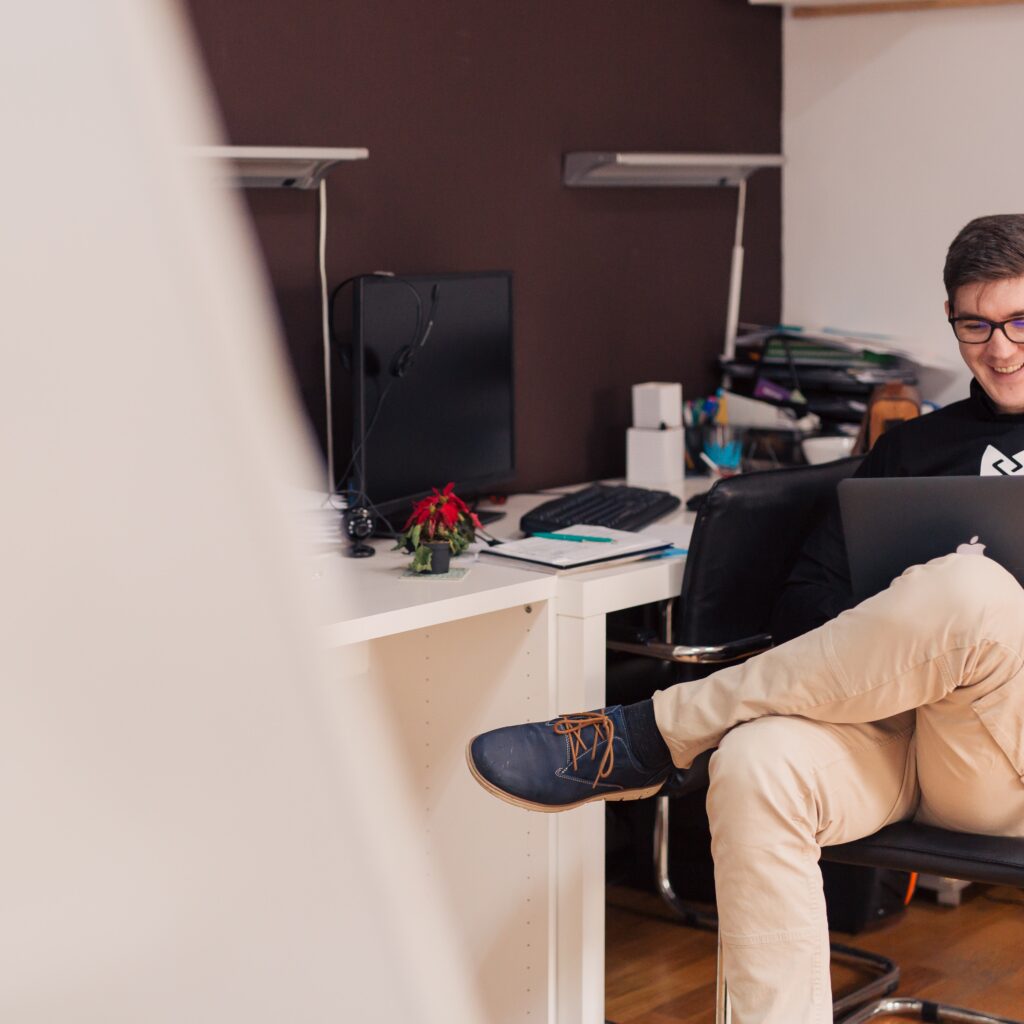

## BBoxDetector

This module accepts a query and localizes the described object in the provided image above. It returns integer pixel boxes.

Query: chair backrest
[678,457,863,646]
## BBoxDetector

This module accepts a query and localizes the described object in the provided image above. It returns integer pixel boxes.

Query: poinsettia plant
[396,482,482,573]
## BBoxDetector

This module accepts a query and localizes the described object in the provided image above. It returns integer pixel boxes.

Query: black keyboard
[520,484,681,535]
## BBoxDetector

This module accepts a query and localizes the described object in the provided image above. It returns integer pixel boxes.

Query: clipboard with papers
[476,525,671,574]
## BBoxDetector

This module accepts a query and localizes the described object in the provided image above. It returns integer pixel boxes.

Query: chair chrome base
[653,792,718,931]
[829,943,901,1018]
[837,997,1024,1023]
[712,931,904,1024]
[716,983,1024,1024]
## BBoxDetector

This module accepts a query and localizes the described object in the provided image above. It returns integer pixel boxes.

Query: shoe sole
[465,740,666,813]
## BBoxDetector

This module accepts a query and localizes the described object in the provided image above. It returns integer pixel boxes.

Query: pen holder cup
[687,424,744,476]
[684,426,705,474]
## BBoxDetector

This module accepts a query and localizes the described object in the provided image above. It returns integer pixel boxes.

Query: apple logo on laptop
[957,535,987,557]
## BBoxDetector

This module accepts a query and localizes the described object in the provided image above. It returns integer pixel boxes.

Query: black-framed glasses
[949,315,1024,345]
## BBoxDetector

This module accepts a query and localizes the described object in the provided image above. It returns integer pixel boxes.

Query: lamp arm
[723,176,747,364]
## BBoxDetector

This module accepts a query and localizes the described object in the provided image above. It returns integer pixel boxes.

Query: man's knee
[887,552,1024,637]
[708,719,816,831]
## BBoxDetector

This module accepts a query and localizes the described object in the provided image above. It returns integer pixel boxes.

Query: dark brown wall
[184,0,781,492]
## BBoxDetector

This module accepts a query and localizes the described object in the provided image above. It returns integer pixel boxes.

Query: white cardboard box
[632,382,682,430]
[626,426,684,486]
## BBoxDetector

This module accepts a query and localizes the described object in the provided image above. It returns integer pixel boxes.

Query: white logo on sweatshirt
[980,444,1024,475]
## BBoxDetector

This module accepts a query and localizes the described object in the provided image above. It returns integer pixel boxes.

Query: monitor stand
[474,509,506,526]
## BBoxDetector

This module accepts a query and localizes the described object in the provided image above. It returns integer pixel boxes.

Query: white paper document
[477,524,670,573]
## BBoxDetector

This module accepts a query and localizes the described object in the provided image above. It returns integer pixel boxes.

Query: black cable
[782,336,804,398]
[362,494,401,538]
[334,374,396,502]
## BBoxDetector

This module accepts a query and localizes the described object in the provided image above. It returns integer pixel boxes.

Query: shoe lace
[553,710,614,787]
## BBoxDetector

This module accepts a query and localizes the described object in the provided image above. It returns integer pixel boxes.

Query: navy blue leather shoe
[466,706,671,812]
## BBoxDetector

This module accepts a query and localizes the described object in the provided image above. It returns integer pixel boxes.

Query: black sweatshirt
[771,380,1024,644]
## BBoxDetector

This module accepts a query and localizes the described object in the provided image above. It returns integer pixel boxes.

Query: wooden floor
[606,884,1024,1023]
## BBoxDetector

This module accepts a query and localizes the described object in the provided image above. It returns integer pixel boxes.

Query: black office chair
[607,459,1024,1024]
[822,824,1024,1023]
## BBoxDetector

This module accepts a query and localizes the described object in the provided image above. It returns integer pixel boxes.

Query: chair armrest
[606,633,772,665]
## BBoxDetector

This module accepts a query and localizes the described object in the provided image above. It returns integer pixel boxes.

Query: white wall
[783,5,1024,404]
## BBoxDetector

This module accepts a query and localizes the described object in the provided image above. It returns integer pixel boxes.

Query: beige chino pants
[651,553,1024,1024]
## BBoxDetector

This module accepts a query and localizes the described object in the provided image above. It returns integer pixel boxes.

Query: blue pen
[649,546,687,558]
[534,532,614,543]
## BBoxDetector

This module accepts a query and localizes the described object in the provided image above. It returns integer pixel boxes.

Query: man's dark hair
[944,214,1024,307]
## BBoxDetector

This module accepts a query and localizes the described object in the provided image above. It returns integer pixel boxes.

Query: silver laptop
[838,476,1024,602]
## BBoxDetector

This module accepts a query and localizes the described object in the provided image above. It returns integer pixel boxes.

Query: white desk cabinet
[311,488,696,1023]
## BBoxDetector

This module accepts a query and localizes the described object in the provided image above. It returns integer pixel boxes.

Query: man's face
[948,274,1024,415]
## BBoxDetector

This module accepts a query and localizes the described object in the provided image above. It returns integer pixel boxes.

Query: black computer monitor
[347,271,515,523]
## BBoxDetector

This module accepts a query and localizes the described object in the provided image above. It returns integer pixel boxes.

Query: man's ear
[944,298,951,318]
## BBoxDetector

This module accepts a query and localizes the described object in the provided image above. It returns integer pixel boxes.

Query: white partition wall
[2,3,484,1021]
[782,5,1024,404]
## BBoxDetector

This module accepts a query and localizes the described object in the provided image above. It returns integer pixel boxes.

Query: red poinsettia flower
[394,482,478,568]
[403,495,433,529]
[442,482,469,513]
[441,501,459,528]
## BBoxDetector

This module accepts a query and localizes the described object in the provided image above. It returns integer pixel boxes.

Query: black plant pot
[425,541,451,574]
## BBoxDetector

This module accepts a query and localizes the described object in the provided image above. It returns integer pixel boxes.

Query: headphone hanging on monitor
[389,283,440,378]
[329,272,441,379]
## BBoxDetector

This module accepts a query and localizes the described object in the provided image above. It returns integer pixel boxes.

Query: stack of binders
[722,326,919,431]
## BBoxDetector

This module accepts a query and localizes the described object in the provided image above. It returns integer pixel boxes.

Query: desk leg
[555,612,608,1024]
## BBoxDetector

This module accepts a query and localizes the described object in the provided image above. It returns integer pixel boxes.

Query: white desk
[312,485,700,1024]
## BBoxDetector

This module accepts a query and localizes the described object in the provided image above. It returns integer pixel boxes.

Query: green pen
[533,531,614,543]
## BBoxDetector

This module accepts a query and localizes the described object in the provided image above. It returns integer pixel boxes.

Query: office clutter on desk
[683,388,815,475]
[802,434,855,464]
[680,324,928,473]
[852,380,921,453]
[723,325,919,432]
[478,526,670,574]
[291,490,347,546]
[520,483,681,534]
[627,382,685,488]
[714,389,819,433]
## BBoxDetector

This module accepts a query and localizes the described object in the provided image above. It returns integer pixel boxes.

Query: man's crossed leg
[467,553,1024,1024]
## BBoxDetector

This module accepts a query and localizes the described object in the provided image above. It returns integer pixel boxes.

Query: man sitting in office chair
[468,214,1024,1024]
